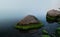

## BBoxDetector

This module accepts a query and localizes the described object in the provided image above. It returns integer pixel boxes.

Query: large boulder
[17,15,39,25]
[15,15,43,30]
[46,9,60,23]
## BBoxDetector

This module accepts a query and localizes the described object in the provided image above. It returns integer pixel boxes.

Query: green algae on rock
[41,35,51,37]
[46,15,56,23]
[15,15,43,30]
[16,23,43,30]
[55,27,60,37]
[57,18,60,24]
[46,9,60,23]
[42,29,48,35]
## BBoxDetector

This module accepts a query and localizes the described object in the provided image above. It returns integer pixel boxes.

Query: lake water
[0,15,59,37]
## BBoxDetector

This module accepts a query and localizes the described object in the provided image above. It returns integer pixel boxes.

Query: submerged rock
[41,35,51,37]
[15,15,43,31]
[46,9,60,23]
[42,29,48,35]
[41,29,51,37]
[55,27,60,37]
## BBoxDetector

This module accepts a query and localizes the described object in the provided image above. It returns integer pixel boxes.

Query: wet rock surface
[16,15,43,30]
[17,15,39,26]
[46,9,60,23]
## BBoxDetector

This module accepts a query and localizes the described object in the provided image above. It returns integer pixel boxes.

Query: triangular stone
[16,15,43,30]
[17,15,39,26]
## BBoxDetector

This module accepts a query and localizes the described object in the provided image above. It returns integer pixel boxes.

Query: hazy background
[0,0,60,31]
[0,0,52,29]
[0,0,52,19]
[0,0,60,20]
[0,0,60,37]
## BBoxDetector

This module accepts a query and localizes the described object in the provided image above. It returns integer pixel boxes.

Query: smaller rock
[47,9,60,17]
[46,9,60,23]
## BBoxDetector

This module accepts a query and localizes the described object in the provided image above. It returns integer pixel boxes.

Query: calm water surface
[0,16,60,37]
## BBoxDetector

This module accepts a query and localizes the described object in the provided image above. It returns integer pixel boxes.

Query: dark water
[0,17,60,37]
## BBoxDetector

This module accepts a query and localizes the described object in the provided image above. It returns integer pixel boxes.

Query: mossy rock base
[46,16,55,23]
[42,29,48,35]
[56,27,60,37]
[46,15,60,24]
[41,35,51,37]
[15,22,43,31]
[56,18,60,24]
[16,28,39,33]
[57,22,60,24]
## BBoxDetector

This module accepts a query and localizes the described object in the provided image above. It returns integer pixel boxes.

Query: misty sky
[0,0,60,28]
[0,0,51,9]
[0,0,59,19]
[51,0,60,10]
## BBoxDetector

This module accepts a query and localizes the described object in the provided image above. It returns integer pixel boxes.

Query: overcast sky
[0,0,51,10]
[0,0,59,19]
[51,0,60,10]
